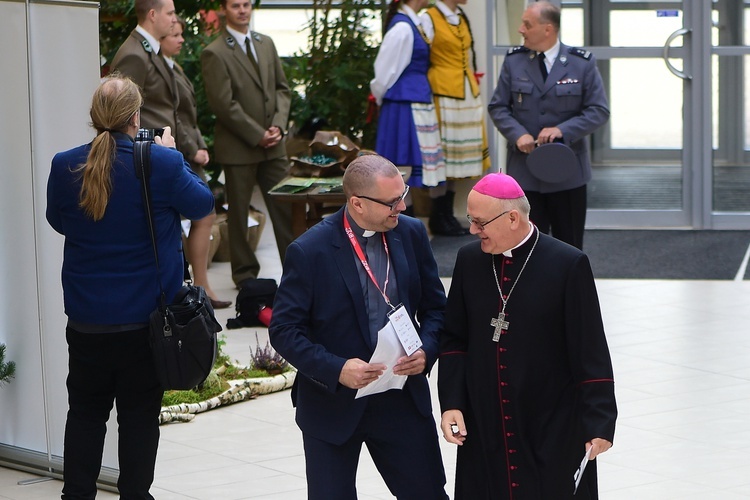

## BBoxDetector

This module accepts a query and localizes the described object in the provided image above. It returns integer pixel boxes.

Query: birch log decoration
[158,370,296,424]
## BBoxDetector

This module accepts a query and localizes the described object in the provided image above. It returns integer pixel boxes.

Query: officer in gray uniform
[488,1,608,250]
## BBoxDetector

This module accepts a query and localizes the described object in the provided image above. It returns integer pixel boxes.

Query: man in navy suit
[488,1,609,250]
[270,154,449,500]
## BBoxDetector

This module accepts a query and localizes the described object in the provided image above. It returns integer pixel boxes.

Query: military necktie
[245,37,260,74]
[538,52,548,81]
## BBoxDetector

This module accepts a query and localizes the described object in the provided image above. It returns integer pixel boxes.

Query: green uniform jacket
[201,29,291,165]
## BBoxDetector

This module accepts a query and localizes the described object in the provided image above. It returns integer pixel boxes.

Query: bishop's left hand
[586,438,612,460]
[393,348,426,376]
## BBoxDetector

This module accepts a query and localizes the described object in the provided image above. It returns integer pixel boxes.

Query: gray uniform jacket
[488,44,609,193]
[201,29,291,166]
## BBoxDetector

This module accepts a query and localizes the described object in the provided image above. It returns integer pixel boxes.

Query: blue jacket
[269,207,446,445]
[46,135,214,325]
[488,44,609,193]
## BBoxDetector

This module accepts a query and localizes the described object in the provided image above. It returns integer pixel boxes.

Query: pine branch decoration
[0,343,16,386]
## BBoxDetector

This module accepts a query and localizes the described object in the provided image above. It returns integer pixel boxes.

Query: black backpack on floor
[226,279,277,329]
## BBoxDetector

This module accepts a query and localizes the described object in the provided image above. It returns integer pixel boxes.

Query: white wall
[0,0,113,481]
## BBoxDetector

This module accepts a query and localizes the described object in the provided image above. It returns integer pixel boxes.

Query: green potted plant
[283,0,382,148]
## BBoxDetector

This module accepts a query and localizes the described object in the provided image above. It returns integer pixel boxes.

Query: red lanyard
[343,216,394,309]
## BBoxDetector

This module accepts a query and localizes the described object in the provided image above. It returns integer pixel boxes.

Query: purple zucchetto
[472,173,525,199]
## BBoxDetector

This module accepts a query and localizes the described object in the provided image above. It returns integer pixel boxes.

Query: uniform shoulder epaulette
[568,47,592,60]
[140,39,153,53]
[507,46,529,56]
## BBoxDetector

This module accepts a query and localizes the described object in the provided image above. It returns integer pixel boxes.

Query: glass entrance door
[584,0,691,228]
[488,0,750,229]
[711,0,750,228]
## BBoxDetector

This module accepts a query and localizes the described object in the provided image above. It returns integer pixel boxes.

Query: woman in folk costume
[372,0,452,228]
[422,0,491,235]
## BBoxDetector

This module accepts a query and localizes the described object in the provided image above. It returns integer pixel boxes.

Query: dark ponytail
[383,0,401,35]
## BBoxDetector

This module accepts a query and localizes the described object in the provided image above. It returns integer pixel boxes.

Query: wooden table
[268,177,346,238]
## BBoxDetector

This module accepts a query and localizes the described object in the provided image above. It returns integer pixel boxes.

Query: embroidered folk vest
[426,7,480,99]
[382,13,432,104]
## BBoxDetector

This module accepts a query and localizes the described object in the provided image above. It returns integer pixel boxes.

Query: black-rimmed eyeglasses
[466,210,509,231]
[357,185,410,212]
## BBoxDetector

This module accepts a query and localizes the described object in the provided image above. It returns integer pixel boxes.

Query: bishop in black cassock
[438,172,617,499]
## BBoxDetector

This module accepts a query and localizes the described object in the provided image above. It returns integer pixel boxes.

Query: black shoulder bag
[135,141,222,390]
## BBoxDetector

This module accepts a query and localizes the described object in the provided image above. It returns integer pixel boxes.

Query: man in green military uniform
[201,0,293,287]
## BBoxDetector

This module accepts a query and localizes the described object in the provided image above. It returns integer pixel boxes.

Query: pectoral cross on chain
[490,312,509,342]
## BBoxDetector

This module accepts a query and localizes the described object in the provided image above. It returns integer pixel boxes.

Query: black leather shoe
[210,298,232,309]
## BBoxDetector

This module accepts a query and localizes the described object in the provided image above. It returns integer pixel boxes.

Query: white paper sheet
[355,322,407,399]
[573,445,592,494]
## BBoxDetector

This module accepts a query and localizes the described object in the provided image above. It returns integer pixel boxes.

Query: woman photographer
[46,75,214,499]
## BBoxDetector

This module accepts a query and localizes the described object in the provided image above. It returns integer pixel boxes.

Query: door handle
[663,27,692,80]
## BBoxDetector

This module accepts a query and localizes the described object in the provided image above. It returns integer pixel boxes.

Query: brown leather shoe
[209,298,232,309]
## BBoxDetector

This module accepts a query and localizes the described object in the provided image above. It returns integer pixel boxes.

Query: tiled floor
[3,193,750,499]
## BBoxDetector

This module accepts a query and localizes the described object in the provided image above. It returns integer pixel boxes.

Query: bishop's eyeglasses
[357,185,410,212]
[466,210,510,231]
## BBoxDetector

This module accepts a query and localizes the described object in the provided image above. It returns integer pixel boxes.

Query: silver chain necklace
[490,228,539,342]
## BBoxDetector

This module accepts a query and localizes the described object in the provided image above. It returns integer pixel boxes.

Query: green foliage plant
[284,0,382,148]
[0,343,16,386]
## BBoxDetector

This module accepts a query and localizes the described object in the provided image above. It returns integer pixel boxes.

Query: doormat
[430,230,750,280]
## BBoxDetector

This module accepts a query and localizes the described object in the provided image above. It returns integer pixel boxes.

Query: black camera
[135,128,165,142]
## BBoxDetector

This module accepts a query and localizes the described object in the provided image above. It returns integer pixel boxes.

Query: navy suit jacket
[269,207,446,445]
[488,44,609,193]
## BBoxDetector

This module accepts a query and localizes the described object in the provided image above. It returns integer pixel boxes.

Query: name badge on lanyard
[387,304,422,356]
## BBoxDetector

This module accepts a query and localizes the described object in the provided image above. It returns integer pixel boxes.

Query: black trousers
[302,389,449,500]
[62,326,163,500]
[526,184,587,250]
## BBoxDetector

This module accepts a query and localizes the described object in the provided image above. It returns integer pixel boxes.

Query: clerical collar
[502,223,535,257]
[136,25,161,54]
[435,1,460,25]
[345,210,377,238]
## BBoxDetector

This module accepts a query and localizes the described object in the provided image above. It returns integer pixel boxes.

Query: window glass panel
[253,8,383,57]
[253,10,310,57]
[609,10,682,47]
[560,7,584,47]
[609,58,682,149]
